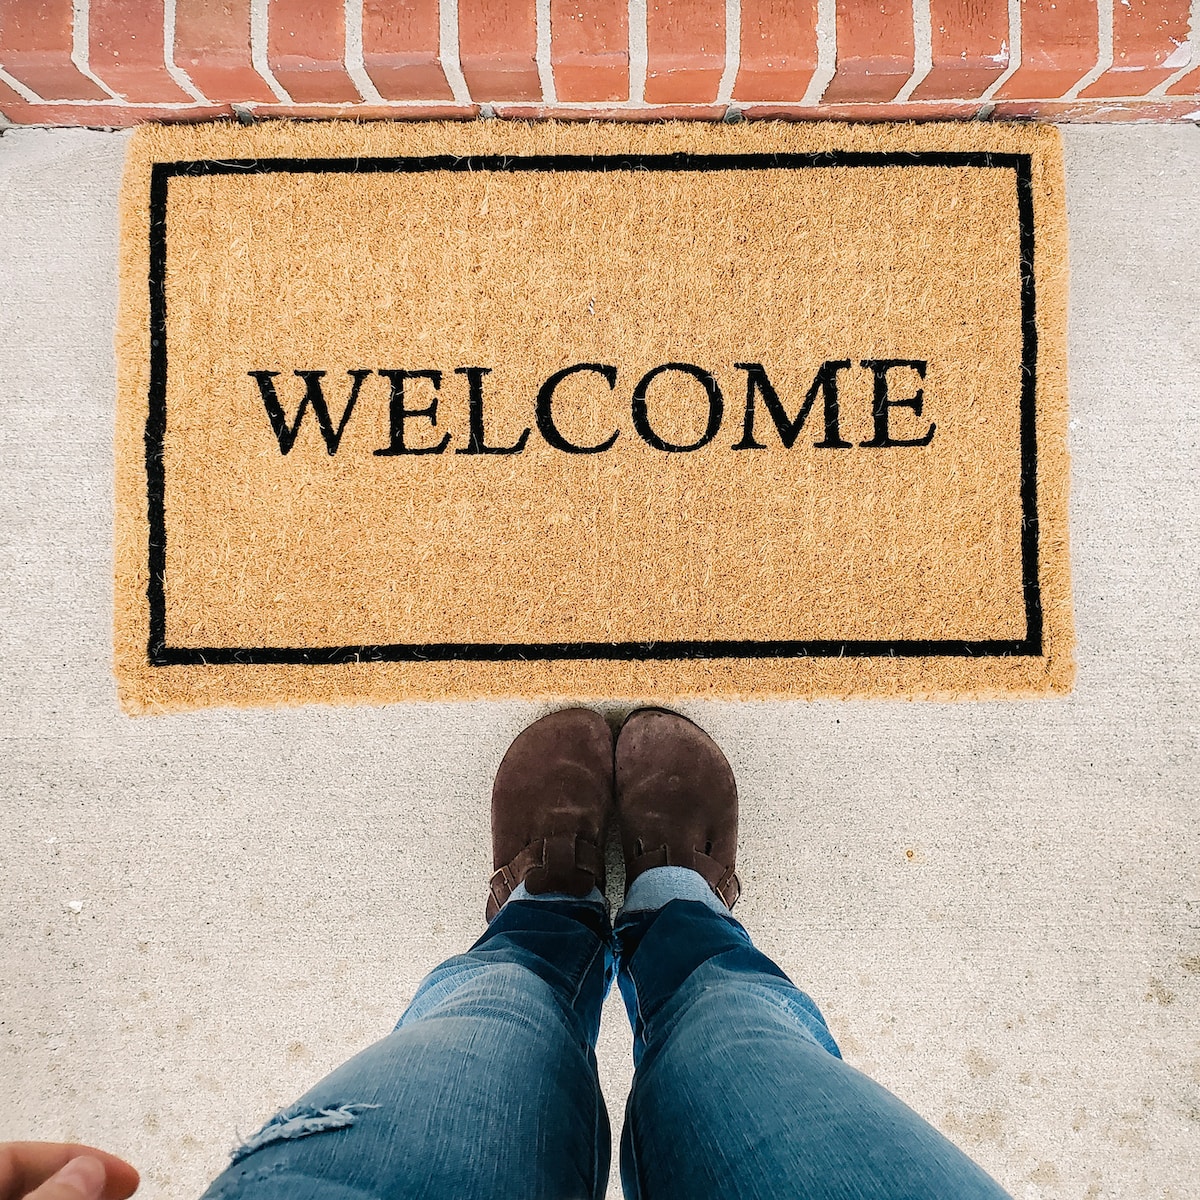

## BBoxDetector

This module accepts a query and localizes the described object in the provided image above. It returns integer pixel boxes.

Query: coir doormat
[115,120,1073,712]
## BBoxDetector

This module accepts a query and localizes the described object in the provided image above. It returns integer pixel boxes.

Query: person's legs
[201,708,618,1200]
[203,889,612,1200]
[612,710,1012,1200]
[614,869,1011,1200]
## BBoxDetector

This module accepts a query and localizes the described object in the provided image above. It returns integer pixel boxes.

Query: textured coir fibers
[115,120,1072,712]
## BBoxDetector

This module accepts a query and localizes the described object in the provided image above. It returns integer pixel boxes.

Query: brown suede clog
[615,708,741,909]
[486,708,614,921]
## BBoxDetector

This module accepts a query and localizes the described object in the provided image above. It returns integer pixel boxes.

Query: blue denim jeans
[201,869,1012,1200]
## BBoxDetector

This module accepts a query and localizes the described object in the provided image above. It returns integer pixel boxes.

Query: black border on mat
[144,150,1042,667]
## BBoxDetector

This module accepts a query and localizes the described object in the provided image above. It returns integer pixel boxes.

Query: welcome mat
[115,120,1073,713]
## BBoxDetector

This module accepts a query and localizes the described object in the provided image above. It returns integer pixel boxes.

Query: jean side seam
[568,935,609,1013]
[589,1069,609,1200]
[629,958,650,1055]
[621,1104,645,1200]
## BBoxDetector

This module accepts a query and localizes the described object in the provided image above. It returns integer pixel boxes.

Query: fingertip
[105,1159,140,1199]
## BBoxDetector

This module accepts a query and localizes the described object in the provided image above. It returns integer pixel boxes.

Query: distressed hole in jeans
[230,1102,383,1164]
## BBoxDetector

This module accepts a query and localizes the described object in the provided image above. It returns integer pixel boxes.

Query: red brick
[995,0,1100,99]
[733,0,818,102]
[991,96,1200,118]
[495,102,726,119]
[0,98,227,124]
[1080,0,1192,98]
[744,99,984,119]
[173,0,277,103]
[362,0,453,100]
[88,0,195,102]
[247,102,478,119]
[458,0,540,102]
[0,0,110,99]
[1164,62,1200,97]
[911,0,1010,100]
[551,0,629,102]
[268,0,360,103]
[820,0,916,104]
[645,0,725,104]
[0,68,29,113]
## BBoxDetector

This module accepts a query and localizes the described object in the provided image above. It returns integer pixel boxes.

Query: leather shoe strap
[486,834,606,920]
[627,844,742,909]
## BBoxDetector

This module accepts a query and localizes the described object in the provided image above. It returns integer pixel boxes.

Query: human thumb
[23,1155,107,1200]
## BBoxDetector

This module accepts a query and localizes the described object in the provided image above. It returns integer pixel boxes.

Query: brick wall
[1,0,1197,126]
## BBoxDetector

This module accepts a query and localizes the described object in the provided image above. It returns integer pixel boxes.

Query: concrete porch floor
[0,125,1197,1199]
